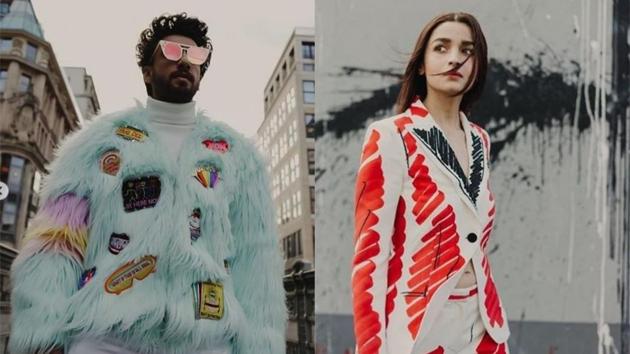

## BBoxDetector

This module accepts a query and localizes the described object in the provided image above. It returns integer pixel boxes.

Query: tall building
[256,27,315,354]
[258,27,315,272]
[0,1,87,351]
[64,66,100,120]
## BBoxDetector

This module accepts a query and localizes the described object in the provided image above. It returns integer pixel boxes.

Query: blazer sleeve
[228,142,287,354]
[352,121,405,354]
[9,127,95,354]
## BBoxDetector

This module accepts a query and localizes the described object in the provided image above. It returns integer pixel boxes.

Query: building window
[0,69,7,93]
[305,113,315,138]
[0,2,10,20]
[289,47,295,66]
[291,87,296,109]
[276,204,282,225]
[283,198,290,224]
[288,120,297,148]
[310,186,315,214]
[25,43,37,62]
[298,193,302,218]
[1,154,26,244]
[272,175,280,199]
[290,153,299,183]
[18,74,31,93]
[302,41,315,60]
[285,89,294,114]
[279,102,286,124]
[281,163,291,191]
[283,230,303,259]
[303,63,314,72]
[0,38,11,53]
[32,170,42,193]
[280,133,288,158]
[271,143,278,168]
[291,191,302,219]
[271,114,278,136]
[307,148,315,175]
[302,80,315,104]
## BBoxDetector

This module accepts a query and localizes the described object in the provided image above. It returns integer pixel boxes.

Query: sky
[32,0,314,137]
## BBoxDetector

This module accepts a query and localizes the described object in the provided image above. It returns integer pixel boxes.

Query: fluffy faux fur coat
[9,103,286,354]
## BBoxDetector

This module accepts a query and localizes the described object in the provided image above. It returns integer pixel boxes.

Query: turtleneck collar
[146,96,196,126]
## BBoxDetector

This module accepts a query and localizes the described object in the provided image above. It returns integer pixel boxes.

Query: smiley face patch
[193,281,224,320]
[108,233,130,255]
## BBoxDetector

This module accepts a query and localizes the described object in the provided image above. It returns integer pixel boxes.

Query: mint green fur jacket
[9,104,287,354]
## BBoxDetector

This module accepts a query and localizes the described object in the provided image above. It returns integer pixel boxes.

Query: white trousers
[411,285,509,354]
[67,337,230,354]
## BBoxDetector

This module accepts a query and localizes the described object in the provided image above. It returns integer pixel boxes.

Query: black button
[466,233,478,243]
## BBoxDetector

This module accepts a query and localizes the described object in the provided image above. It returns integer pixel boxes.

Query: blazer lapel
[406,99,484,216]
[461,113,485,206]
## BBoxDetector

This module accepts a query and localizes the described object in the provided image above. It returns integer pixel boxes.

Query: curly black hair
[136,13,213,76]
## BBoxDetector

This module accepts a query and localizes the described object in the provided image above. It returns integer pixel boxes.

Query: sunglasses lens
[161,42,182,61]
[186,46,210,65]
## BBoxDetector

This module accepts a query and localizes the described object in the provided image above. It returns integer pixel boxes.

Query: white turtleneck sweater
[145,96,197,162]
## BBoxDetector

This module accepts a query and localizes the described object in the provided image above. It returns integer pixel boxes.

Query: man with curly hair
[9,13,286,354]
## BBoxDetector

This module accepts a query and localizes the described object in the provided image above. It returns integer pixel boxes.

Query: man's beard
[151,73,199,103]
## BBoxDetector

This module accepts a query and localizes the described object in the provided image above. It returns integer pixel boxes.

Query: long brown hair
[396,12,488,114]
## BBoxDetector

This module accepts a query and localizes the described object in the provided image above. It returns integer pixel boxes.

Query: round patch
[100,149,121,176]
[109,232,130,255]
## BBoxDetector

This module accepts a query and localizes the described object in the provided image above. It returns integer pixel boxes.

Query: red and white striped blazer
[352,98,510,354]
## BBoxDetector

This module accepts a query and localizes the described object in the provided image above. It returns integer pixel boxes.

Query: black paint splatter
[320,55,598,163]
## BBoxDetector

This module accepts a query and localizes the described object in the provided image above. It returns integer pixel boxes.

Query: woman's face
[421,21,476,98]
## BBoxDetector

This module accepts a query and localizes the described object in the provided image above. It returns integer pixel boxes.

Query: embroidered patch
[116,125,147,142]
[189,208,202,241]
[104,255,157,295]
[202,139,229,153]
[99,149,121,176]
[193,165,219,189]
[122,176,161,212]
[193,281,224,320]
[78,267,96,289]
[108,233,130,255]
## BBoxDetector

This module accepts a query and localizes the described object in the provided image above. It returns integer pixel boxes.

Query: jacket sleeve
[9,127,95,354]
[229,142,287,354]
[352,121,405,354]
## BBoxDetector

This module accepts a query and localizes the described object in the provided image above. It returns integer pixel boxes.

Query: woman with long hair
[352,12,510,354]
